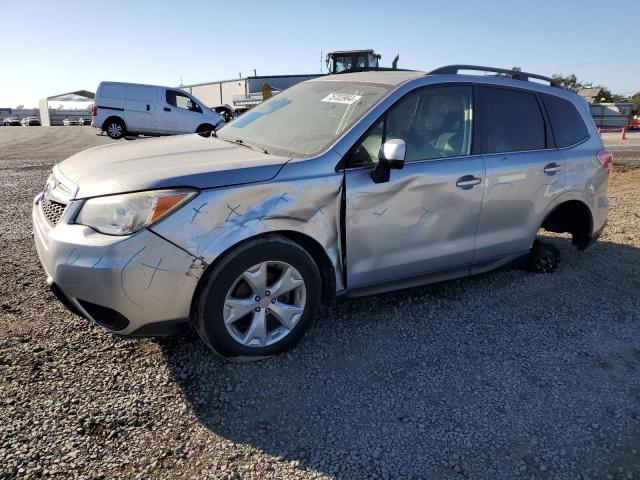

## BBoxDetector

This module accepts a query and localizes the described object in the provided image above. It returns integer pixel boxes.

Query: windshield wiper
[227,138,268,155]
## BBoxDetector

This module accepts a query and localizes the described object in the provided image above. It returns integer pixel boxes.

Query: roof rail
[427,65,561,88]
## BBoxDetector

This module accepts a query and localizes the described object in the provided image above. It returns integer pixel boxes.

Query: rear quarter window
[99,84,125,99]
[542,94,589,148]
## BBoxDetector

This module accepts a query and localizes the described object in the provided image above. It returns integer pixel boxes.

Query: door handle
[164,107,171,112]
[146,104,150,111]
[456,175,482,189]
[544,162,562,175]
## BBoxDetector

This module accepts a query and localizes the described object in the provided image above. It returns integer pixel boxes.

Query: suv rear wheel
[193,235,322,358]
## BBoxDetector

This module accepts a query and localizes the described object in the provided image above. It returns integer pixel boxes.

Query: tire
[195,124,214,135]
[193,235,322,358]
[104,118,125,139]
[527,240,560,274]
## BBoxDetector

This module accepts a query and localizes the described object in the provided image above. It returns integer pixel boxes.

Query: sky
[0,0,639,108]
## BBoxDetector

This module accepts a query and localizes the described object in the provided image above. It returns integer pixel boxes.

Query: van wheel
[527,241,560,274]
[104,118,125,139]
[192,235,321,358]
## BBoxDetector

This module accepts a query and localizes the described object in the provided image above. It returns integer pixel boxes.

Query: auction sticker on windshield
[321,93,362,105]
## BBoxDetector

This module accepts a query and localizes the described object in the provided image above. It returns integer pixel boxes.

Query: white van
[91,82,223,139]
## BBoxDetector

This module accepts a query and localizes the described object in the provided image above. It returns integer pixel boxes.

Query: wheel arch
[190,231,337,315]
[101,115,126,132]
[539,197,594,250]
[196,123,214,134]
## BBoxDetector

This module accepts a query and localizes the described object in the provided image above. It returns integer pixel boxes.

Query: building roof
[45,90,95,101]
[577,87,603,103]
[182,74,320,88]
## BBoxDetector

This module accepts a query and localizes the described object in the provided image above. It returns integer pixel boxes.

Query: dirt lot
[1,127,640,479]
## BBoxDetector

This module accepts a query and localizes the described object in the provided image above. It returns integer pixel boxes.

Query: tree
[596,87,613,103]
[16,104,24,110]
[632,93,640,115]
[551,73,588,92]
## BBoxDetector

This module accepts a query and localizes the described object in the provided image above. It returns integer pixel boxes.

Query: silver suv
[33,65,611,358]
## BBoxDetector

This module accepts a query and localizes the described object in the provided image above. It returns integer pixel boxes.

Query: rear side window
[542,94,589,147]
[99,84,125,99]
[126,85,156,102]
[478,87,546,154]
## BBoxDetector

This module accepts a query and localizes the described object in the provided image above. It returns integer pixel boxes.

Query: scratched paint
[190,203,207,223]
[65,248,81,265]
[140,257,167,290]
[151,173,345,291]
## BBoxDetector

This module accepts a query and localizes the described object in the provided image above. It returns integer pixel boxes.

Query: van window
[350,86,473,167]
[166,90,203,113]
[126,86,156,102]
[542,94,589,147]
[100,84,125,99]
[333,56,353,73]
[478,87,546,154]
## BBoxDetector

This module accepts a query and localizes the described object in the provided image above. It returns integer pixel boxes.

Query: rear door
[472,86,565,272]
[344,85,485,288]
[123,85,158,133]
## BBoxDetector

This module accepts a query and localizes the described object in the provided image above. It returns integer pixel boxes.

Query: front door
[161,89,203,134]
[344,85,485,289]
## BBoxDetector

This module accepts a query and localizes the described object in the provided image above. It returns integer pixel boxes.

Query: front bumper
[32,193,201,335]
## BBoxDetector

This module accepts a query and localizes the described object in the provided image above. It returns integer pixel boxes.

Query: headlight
[76,189,196,235]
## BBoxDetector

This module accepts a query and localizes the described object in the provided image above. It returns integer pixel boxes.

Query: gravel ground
[1,127,640,480]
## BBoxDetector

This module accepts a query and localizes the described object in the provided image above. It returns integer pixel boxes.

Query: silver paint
[32,70,609,336]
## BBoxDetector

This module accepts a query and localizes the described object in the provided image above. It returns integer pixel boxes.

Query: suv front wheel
[193,235,322,358]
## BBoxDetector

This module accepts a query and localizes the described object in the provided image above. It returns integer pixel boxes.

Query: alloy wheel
[107,123,123,138]
[223,261,306,348]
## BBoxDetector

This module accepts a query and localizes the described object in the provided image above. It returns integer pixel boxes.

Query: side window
[478,87,546,153]
[334,56,352,73]
[349,86,473,167]
[542,94,589,147]
[166,90,202,113]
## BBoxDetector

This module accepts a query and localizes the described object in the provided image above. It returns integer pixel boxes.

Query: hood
[58,134,290,199]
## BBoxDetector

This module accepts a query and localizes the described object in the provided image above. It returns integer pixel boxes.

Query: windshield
[217,80,391,157]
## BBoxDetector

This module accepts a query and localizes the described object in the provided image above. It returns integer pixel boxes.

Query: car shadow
[159,236,640,477]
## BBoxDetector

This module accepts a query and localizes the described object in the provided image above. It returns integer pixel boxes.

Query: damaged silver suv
[33,65,611,358]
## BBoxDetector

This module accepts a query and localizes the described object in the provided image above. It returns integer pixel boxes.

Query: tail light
[91,106,97,117]
[597,149,613,170]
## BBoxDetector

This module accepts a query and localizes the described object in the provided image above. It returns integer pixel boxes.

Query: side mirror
[370,139,406,184]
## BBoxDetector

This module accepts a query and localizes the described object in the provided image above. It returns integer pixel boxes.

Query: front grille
[41,197,67,225]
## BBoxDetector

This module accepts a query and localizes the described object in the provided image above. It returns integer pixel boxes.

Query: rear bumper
[32,193,201,336]
[591,190,609,239]
[589,219,607,247]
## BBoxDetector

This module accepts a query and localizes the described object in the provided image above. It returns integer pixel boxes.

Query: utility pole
[320,50,323,74]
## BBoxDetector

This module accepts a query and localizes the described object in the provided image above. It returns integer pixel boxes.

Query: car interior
[350,87,473,167]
